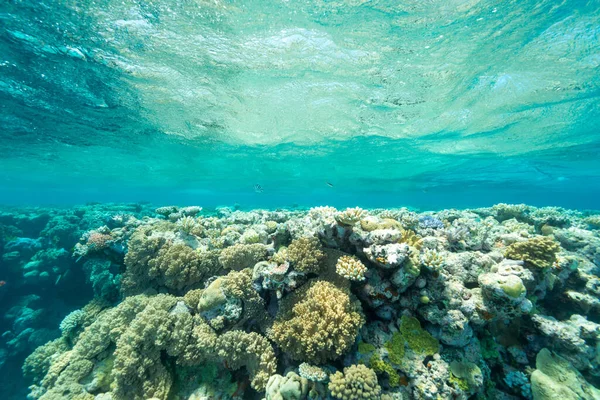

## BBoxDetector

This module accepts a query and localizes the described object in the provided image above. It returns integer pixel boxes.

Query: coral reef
[2,202,599,400]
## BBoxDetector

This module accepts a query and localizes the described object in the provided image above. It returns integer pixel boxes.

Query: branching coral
[148,243,220,292]
[336,255,368,281]
[335,207,367,226]
[298,363,328,382]
[505,236,560,269]
[26,294,277,400]
[287,237,326,274]
[270,280,364,363]
[328,364,381,400]
[219,243,269,270]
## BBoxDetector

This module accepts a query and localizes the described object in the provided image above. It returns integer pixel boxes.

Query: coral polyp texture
[0,203,598,399]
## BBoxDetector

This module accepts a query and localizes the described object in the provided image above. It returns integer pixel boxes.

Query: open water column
[1,1,600,399]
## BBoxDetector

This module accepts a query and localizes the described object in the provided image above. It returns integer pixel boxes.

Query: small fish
[0,280,6,287]
[254,184,264,193]
[326,182,334,187]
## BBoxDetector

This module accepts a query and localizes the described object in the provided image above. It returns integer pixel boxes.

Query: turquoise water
[2,1,600,400]
[1,0,600,209]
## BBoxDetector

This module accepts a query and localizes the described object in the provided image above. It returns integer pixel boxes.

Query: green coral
[500,276,527,298]
[399,315,439,356]
[384,332,405,365]
[357,342,376,355]
[449,374,469,391]
[479,335,500,360]
[287,236,326,273]
[370,355,402,388]
[505,236,560,269]
[449,361,482,391]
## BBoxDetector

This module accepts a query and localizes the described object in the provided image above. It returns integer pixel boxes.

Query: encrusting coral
[270,280,364,363]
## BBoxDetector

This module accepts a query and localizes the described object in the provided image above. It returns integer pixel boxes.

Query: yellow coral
[270,281,364,363]
[505,236,560,269]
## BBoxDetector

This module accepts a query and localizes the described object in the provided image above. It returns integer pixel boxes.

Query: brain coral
[328,364,381,400]
[287,237,326,274]
[504,236,560,269]
[270,280,364,363]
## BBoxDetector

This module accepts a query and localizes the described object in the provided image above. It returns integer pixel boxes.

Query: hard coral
[328,364,381,400]
[219,243,269,271]
[270,280,364,363]
[336,255,368,281]
[505,236,560,269]
[148,243,220,292]
[287,237,326,274]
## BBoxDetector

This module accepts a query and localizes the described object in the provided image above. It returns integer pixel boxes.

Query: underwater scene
[1,0,600,399]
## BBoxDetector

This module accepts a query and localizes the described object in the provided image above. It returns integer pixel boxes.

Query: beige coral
[335,207,367,227]
[219,243,269,270]
[287,237,326,274]
[148,243,220,292]
[328,364,381,400]
[27,294,277,400]
[336,255,368,281]
[270,280,364,363]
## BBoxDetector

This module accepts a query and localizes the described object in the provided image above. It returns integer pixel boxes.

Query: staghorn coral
[287,236,326,274]
[270,280,364,363]
[336,255,368,281]
[505,236,560,269]
[328,364,381,400]
[219,243,269,270]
